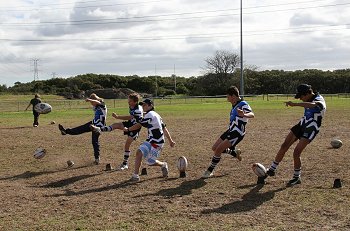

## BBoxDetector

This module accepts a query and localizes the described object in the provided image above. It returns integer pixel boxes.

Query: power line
[0,22,349,43]
[1,2,349,27]
[0,0,164,12]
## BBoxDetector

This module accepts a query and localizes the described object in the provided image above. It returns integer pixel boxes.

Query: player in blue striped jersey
[202,86,255,178]
[58,93,107,164]
[261,84,326,186]
[124,99,175,182]
[91,93,143,170]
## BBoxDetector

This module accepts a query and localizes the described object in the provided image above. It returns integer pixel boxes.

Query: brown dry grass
[0,99,349,230]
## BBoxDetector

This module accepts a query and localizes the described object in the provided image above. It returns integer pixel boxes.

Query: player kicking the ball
[58,93,107,165]
[202,86,255,178]
[260,84,326,186]
[123,99,175,182]
[90,93,143,170]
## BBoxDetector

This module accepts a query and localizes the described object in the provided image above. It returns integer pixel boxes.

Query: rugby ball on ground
[34,148,46,159]
[252,163,267,177]
[34,103,52,114]
[177,156,188,172]
[331,139,342,149]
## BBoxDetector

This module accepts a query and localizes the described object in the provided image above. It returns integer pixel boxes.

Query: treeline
[1,69,350,97]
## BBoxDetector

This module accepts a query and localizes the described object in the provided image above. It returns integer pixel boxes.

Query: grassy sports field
[0,96,349,230]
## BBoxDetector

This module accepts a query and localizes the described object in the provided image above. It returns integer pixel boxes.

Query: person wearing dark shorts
[202,86,255,179]
[262,84,326,186]
[25,94,41,127]
[90,93,143,170]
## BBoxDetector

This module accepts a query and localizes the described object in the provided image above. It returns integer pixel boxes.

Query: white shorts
[139,142,164,165]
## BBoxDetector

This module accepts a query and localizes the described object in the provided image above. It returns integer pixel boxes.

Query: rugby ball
[177,156,188,172]
[34,148,46,159]
[331,139,343,149]
[252,163,267,177]
[34,103,52,114]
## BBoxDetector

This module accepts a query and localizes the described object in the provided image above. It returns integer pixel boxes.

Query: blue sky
[0,0,349,86]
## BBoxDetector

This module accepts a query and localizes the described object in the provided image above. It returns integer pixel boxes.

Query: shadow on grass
[47,177,159,197]
[0,126,31,130]
[134,178,208,198]
[39,173,101,188]
[201,184,286,214]
[0,164,93,181]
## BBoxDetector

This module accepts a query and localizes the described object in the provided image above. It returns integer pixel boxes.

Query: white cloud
[0,0,349,86]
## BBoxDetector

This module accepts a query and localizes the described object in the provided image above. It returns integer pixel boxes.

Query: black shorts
[123,121,141,140]
[220,129,244,147]
[291,123,319,141]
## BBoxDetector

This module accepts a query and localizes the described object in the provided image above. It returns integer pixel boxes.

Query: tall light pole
[240,0,244,97]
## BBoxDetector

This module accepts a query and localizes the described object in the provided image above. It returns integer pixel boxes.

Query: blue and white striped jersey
[299,93,326,129]
[92,102,107,127]
[140,110,165,145]
[228,100,253,136]
[129,104,143,125]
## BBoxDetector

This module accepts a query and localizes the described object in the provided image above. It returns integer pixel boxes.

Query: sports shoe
[94,157,100,165]
[58,124,66,135]
[130,174,140,182]
[286,177,301,187]
[225,148,242,161]
[266,168,276,177]
[161,162,169,177]
[90,124,101,134]
[33,124,38,127]
[117,164,129,171]
[235,149,242,161]
[202,170,214,179]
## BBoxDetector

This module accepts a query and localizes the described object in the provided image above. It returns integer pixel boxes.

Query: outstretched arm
[163,127,176,147]
[25,103,31,111]
[112,112,132,120]
[285,101,319,108]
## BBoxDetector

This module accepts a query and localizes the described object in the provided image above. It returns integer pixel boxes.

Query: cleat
[117,164,129,171]
[58,124,66,135]
[130,174,140,182]
[235,148,242,161]
[202,170,214,179]
[286,177,301,187]
[161,162,169,177]
[266,168,276,177]
[225,148,242,161]
[94,157,100,165]
[90,124,101,134]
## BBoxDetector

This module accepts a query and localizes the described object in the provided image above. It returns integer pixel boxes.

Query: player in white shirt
[124,99,175,182]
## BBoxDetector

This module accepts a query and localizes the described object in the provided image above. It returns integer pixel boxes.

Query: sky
[0,0,349,86]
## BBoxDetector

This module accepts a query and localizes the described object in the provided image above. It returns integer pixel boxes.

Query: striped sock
[207,156,221,172]
[122,151,131,165]
[101,125,113,132]
[269,161,279,172]
[293,168,301,178]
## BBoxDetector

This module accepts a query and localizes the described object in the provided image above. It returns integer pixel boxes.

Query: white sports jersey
[129,104,143,125]
[140,110,165,144]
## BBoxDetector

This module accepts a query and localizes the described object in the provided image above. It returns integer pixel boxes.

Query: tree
[204,50,240,75]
